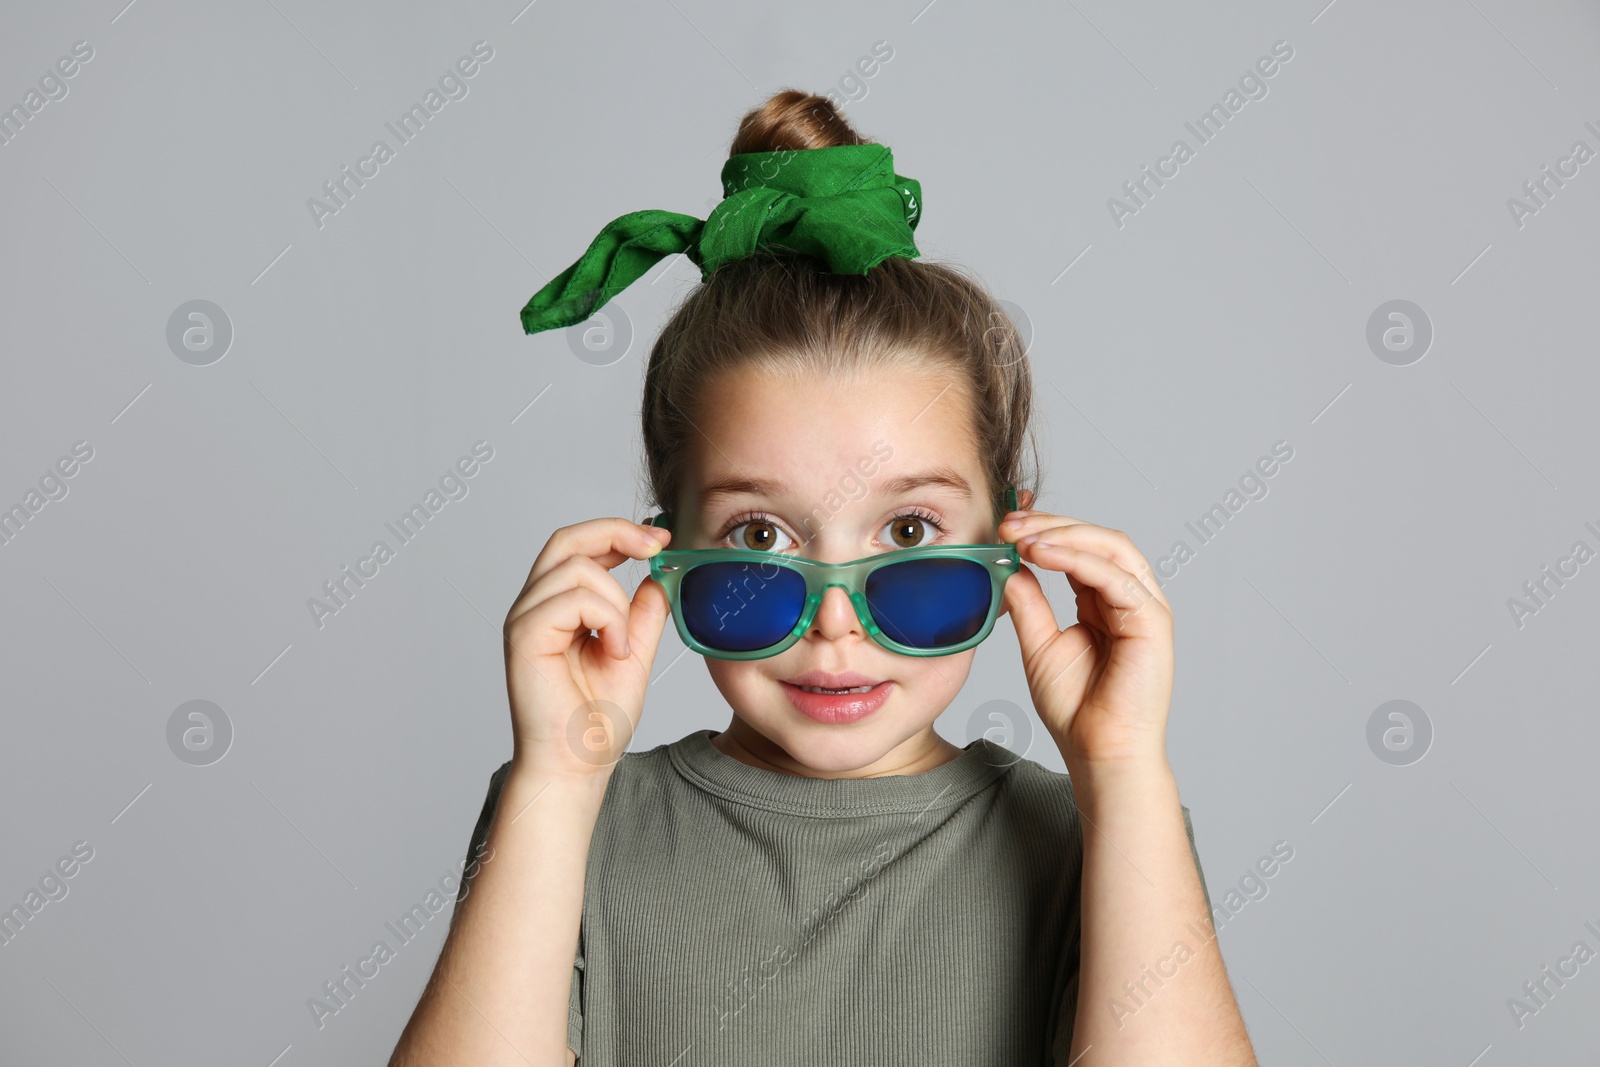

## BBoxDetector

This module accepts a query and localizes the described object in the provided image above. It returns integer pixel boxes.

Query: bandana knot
[519,143,922,336]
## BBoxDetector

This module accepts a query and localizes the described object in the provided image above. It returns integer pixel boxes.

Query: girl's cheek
[706,660,774,708]
[897,654,974,701]
[731,664,767,689]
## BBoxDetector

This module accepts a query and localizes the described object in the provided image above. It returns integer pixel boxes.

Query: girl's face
[674,361,1001,776]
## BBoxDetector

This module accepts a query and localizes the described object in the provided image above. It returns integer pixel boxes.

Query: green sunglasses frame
[644,487,1022,660]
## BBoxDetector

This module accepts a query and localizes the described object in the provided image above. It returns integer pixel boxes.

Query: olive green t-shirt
[455,729,1209,1065]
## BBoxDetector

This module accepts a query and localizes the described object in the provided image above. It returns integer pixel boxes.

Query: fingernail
[1019,533,1040,546]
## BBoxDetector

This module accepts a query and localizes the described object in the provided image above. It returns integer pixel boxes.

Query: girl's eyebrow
[877,468,972,499]
[699,467,972,509]
[699,476,785,510]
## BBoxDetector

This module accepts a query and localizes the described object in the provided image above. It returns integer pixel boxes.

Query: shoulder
[984,746,1083,839]
[980,744,1077,808]
[975,745,1196,842]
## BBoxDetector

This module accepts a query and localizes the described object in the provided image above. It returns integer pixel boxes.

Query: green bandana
[518,143,923,336]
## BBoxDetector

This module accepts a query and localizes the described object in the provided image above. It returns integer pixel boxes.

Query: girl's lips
[785,670,879,689]
[780,680,894,724]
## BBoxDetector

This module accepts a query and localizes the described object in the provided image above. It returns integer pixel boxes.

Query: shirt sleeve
[1180,804,1212,915]
[454,760,585,1060]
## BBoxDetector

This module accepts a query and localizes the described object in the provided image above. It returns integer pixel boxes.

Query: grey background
[2,0,1597,1063]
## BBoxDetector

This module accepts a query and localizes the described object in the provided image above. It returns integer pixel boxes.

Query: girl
[392,90,1256,1066]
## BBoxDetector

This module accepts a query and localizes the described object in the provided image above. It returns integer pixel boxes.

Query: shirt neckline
[665,728,1015,818]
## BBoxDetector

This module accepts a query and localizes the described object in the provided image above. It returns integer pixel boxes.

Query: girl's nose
[808,585,864,642]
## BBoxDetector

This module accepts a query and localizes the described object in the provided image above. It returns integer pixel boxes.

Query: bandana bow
[518,143,923,336]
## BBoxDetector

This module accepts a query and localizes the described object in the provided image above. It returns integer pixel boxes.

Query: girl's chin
[738,713,926,777]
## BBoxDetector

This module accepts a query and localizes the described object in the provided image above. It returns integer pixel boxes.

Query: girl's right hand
[501,517,675,780]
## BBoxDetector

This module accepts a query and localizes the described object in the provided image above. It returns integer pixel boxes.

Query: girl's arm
[998,506,1256,1063]
[1065,752,1254,1062]
[389,516,676,1066]
[390,763,608,1066]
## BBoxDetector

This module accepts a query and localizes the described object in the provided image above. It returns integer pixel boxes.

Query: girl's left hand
[998,508,1174,767]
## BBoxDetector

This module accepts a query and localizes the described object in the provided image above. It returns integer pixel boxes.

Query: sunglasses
[644,487,1021,660]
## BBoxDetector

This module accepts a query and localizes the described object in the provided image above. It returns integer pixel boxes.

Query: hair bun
[729,89,869,155]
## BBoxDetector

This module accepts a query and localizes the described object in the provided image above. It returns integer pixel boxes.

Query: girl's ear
[1017,488,1036,511]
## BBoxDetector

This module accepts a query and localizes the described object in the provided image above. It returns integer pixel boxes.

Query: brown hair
[641,89,1039,527]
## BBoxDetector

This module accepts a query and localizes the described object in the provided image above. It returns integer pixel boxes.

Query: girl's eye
[726,519,795,553]
[882,514,940,549]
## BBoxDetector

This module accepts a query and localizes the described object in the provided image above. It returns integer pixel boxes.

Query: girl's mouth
[779,679,893,724]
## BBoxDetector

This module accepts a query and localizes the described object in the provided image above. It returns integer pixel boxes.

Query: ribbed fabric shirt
[455,729,1210,1065]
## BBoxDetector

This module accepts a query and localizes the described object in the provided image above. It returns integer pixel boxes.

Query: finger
[1016,540,1168,632]
[511,586,631,660]
[1001,562,1066,656]
[523,518,672,596]
[623,572,673,669]
[509,553,633,635]
[1006,518,1170,612]
[1000,510,1091,538]
[532,517,671,581]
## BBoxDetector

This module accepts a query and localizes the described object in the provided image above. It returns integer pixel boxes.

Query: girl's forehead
[692,363,981,479]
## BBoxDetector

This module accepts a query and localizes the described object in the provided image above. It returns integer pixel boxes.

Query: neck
[710,717,963,778]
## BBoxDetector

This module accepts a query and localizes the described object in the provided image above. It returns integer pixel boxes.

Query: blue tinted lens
[865,558,992,648]
[680,560,807,652]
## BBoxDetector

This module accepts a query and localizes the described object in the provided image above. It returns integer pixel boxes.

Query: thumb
[624,573,674,669]
[1003,565,1061,659]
